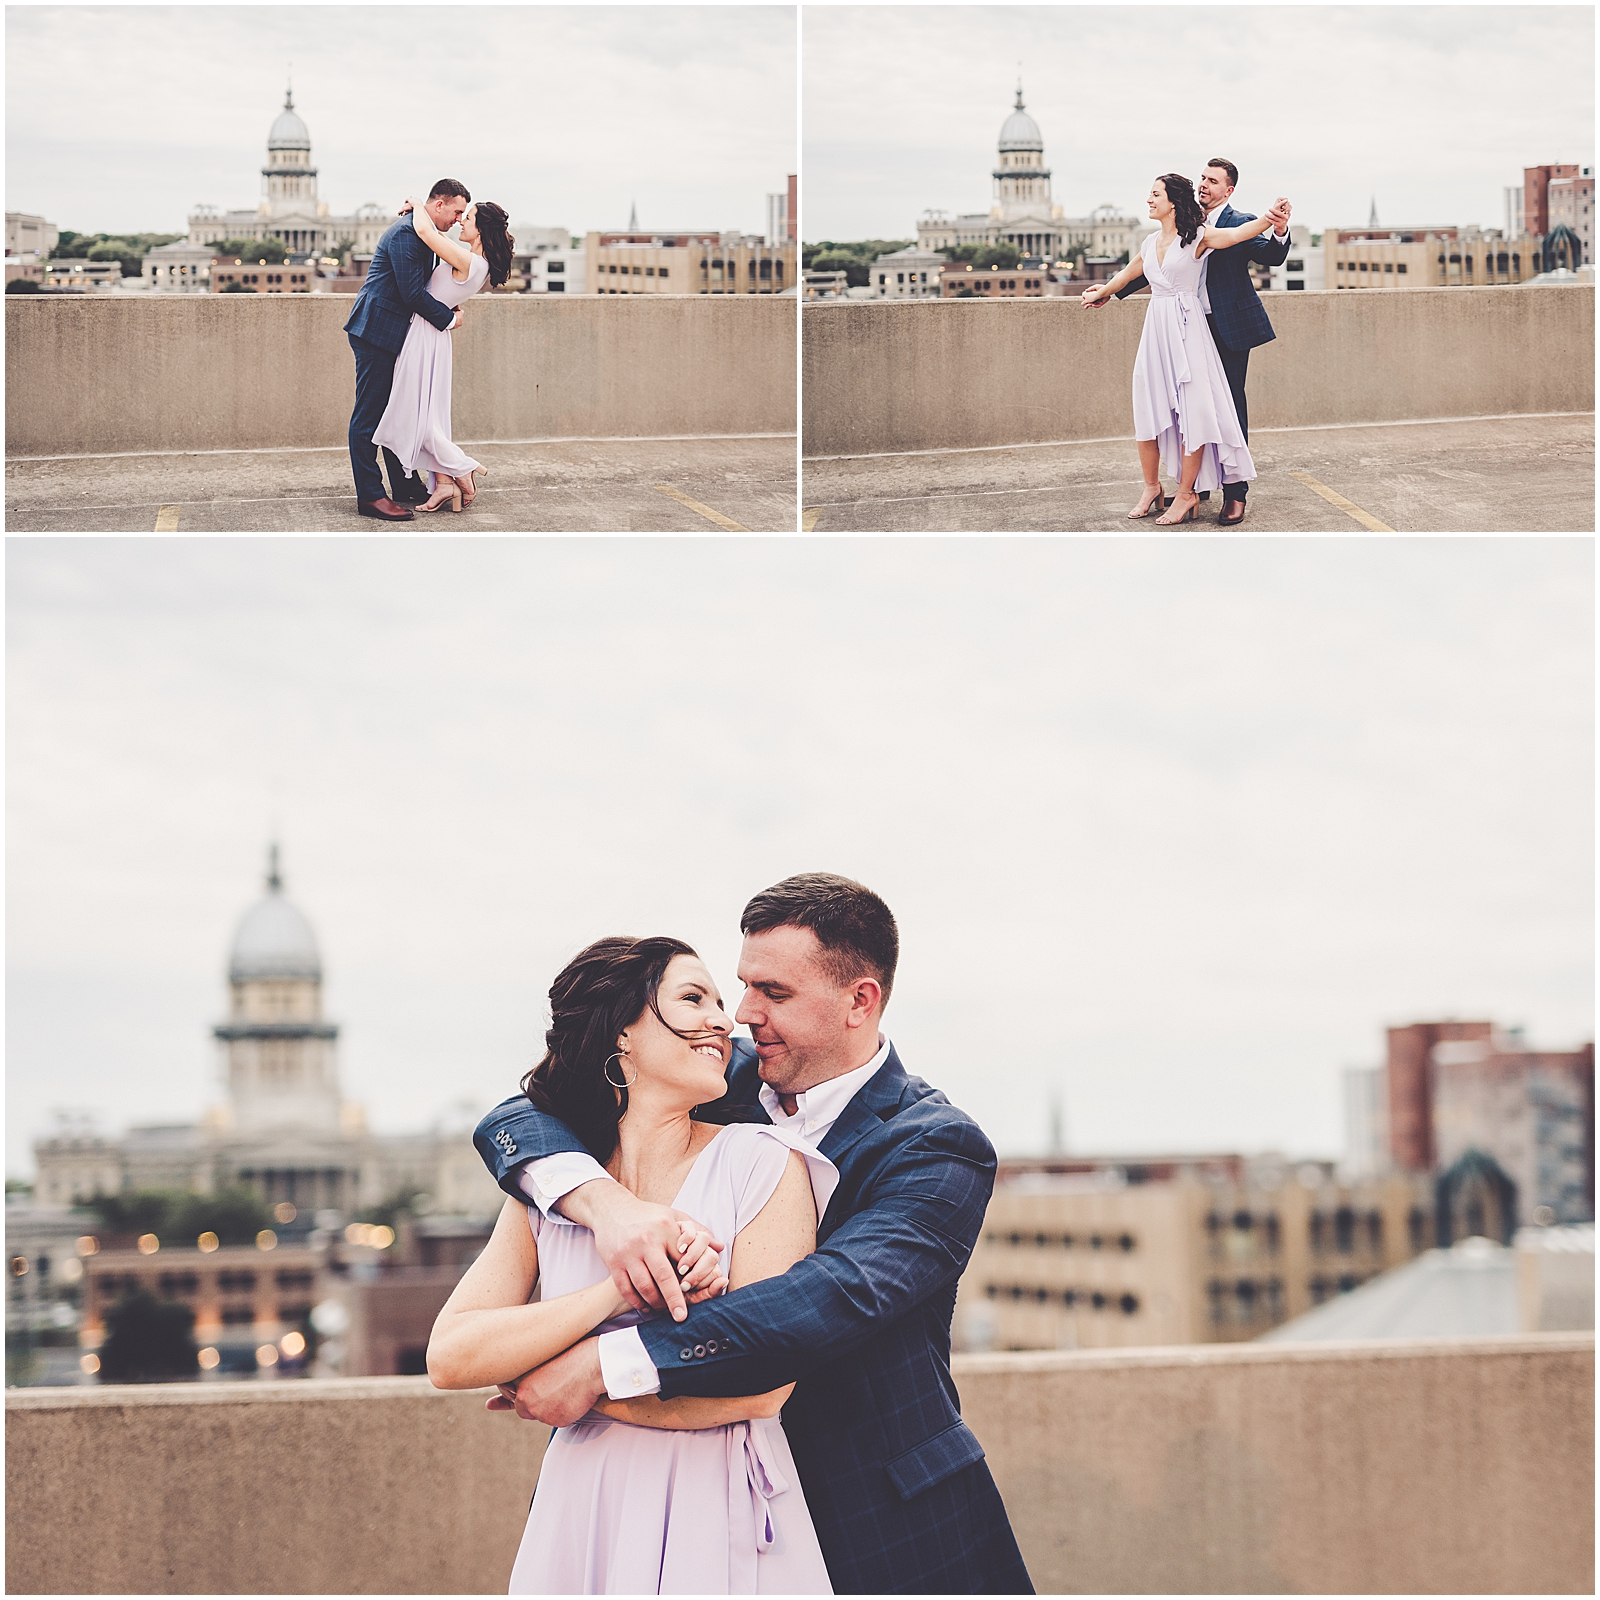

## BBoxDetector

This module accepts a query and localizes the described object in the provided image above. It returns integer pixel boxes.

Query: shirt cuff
[598,1326,660,1398]
[515,1152,611,1221]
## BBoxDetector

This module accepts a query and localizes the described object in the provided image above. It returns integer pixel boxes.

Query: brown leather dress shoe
[1219,499,1247,526]
[357,497,416,521]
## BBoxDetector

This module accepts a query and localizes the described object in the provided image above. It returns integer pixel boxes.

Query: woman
[372,196,515,513]
[427,936,834,1595]
[1082,174,1285,525]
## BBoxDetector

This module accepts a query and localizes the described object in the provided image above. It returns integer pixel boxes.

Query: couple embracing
[1083,159,1292,527]
[345,179,516,521]
[430,872,1032,1595]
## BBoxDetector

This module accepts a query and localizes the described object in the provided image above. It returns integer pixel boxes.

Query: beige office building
[1327,227,1545,289]
[584,230,796,295]
[6,212,59,257]
[957,1154,1433,1351]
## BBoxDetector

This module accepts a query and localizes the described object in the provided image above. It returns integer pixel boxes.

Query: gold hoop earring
[604,1052,636,1089]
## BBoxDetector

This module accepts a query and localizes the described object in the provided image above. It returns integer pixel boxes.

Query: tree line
[802,238,1109,289]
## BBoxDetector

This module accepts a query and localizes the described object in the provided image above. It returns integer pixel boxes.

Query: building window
[1334,1207,1356,1252]
[218,1270,256,1292]
[1383,262,1393,273]
[1286,258,1304,272]
[659,268,668,280]
[645,267,654,277]
[221,1305,254,1325]
[1397,263,1407,274]
[547,262,564,274]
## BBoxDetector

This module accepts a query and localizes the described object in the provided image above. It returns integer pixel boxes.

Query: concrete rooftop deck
[4,435,798,534]
[802,413,1596,533]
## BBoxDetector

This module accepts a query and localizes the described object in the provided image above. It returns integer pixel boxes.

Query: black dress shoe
[358,497,416,521]
[1218,499,1247,526]
[390,477,431,505]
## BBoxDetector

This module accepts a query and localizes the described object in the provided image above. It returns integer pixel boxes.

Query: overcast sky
[7,538,1591,1181]
[5,5,796,239]
[803,5,1596,242]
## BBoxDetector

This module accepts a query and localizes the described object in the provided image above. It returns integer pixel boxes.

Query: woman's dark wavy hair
[1157,173,1206,248]
[519,935,701,1164]
[474,201,515,287]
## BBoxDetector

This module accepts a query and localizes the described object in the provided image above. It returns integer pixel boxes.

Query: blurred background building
[186,88,389,260]
[915,84,1150,267]
[10,846,502,1387]
[957,1018,1594,1353]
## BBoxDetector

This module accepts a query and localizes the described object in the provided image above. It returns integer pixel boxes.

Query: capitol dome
[228,846,322,982]
[998,85,1043,153]
[268,89,311,152]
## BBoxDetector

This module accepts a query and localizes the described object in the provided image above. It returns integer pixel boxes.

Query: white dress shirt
[553,1035,892,1400]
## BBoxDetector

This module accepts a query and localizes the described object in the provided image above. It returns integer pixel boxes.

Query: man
[473,873,1032,1596]
[343,179,470,522]
[1106,158,1291,526]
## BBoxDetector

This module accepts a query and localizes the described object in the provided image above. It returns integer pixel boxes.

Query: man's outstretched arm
[500,1113,996,1424]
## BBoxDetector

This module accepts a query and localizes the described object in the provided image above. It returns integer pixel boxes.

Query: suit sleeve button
[693,1344,706,1358]
[679,1347,693,1361]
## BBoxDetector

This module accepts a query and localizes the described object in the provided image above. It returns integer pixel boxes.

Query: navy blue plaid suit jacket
[343,218,455,354]
[474,1042,1033,1596]
[1117,202,1291,351]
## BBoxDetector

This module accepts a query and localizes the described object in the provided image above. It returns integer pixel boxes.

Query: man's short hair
[741,872,899,1007]
[429,179,471,202]
[1205,158,1239,190]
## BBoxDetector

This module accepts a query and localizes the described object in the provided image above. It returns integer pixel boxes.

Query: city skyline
[6,538,1592,1178]
[802,6,1595,243]
[5,6,796,241]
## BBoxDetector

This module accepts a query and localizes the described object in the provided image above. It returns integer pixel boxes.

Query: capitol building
[32,848,502,1223]
[185,89,390,259]
[917,84,1151,264]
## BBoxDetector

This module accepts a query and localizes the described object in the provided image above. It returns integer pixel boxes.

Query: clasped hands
[487,1190,726,1425]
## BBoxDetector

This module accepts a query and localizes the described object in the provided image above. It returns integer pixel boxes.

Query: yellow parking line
[1287,472,1394,533]
[654,485,750,532]
[801,508,821,532]
[153,504,181,532]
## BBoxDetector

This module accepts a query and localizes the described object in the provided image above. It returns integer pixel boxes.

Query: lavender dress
[372,250,488,489]
[508,1124,836,1596]
[1130,232,1257,493]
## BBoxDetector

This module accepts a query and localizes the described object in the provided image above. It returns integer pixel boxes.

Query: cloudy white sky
[5,5,796,240]
[7,538,1592,1181]
[803,5,1596,242]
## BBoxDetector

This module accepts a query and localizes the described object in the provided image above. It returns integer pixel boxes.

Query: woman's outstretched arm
[1198,199,1289,256]
[1080,250,1148,306]
[587,1150,816,1430]
[403,197,474,276]
[427,1197,629,1390]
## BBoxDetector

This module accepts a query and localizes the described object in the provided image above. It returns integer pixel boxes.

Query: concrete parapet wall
[5,1377,551,1595]
[959,1334,1594,1595]
[802,286,1595,457]
[5,1334,1592,1594]
[5,294,796,458]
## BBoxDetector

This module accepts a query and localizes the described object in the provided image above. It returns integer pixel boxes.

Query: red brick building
[1385,1021,1594,1225]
